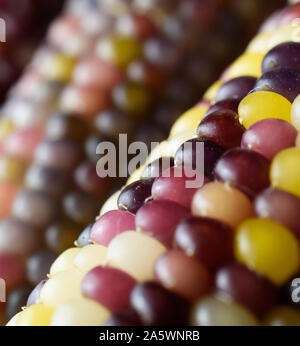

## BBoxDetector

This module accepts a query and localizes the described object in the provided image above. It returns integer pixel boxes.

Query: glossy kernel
[51,298,110,326]
[191,296,259,326]
[226,53,264,79]
[40,269,84,308]
[291,94,300,131]
[106,231,167,282]
[16,304,54,327]
[49,248,80,277]
[154,250,211,302]
[235,218,300,285]
[192,182,253,229]
[169,106,208,139]
[238,91,292,128]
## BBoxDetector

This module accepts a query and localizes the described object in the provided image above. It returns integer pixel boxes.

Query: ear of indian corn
[4,0,300,326]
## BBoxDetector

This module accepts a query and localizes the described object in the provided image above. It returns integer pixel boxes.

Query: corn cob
[6,1,300,326]
[0,0,287,325]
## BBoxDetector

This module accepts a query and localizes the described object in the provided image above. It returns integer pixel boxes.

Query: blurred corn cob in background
[0,0,65,103]
[0,0,286,324]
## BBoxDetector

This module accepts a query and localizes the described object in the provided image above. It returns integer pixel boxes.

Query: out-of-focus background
[0,0,65,103]
[0,0,288,325]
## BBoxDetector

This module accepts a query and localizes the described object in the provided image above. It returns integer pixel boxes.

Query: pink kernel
[152,166,208,209]
[136,199,190,248]
[91,210,136,246]
[81,266,136,313]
